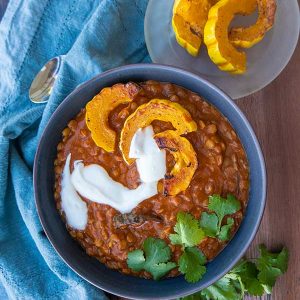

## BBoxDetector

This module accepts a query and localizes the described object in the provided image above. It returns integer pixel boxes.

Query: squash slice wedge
[172,0,212,56]
[204,0,257,74]
[120,99,197,165]
[86,83,140,152]
[155,130,198,196]
[229,0,277,48]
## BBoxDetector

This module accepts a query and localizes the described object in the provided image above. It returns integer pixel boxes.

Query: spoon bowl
[29,56,62,103]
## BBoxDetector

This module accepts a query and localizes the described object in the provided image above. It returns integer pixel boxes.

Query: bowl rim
[34,63,266,299]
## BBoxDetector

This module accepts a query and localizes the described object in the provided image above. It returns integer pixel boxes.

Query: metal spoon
[29,56,62,103]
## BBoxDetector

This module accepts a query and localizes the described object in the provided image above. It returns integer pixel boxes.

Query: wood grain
[0,0,299,299]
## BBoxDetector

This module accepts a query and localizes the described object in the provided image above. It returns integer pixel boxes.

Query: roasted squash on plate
[204,0,258,74]
[229,0,277,48]
[172,0,212,56]
[172,0,277,75]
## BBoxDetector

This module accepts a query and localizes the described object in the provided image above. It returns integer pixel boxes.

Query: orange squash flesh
[119,99,197,165]
[229,0,277,48]
[209,0,220,4]
[204,0,257,74]
[172,0,212,56]
[155,130,198,196]
[85,83,140,152]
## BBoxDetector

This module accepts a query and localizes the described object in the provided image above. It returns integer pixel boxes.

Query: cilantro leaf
[231,260,264,296]
[200,277,241,300]
[208,194,241,229]
[178,247,207,283]
[199,195,239,241]
[257,245,289,289]
[127,249,146,271]
[199,212,218,237]
[170,212,205,247]
[127,237,176,280]
[143,237,173,265]
[147,261,177,281]
[218,218,234,241]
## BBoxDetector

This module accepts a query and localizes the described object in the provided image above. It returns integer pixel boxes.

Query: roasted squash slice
[204,0,257,74]
[209,0,220,4]
[229,0,277,48]
[172,0,212,56]
[155,130,198,196]
[86,83,140,152]
[120,99,197,165]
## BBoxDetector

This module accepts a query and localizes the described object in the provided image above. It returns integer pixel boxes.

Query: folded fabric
[0,0,150,299]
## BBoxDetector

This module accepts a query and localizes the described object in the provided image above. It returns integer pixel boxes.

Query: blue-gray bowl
[34,64,266,299]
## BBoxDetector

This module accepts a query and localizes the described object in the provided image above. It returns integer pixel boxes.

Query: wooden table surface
[0,1,299,299]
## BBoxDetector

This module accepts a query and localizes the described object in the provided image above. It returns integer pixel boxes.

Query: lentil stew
[54,81,249,279]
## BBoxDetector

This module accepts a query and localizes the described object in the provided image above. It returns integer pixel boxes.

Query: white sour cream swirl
[61,155,88,230]
[60,125,166,229]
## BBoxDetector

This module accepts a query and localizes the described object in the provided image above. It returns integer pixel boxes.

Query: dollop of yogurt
[71,162,158,213]
[61,154,88,230]
[60,125,166,229]
[129,126,166,182]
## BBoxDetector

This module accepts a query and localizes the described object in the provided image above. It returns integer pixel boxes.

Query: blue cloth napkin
[0,0,150,299]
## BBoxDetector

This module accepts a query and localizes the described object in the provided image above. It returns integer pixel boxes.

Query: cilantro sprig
[169,212,207,283]
[127,237,177,280]
[179,247,207,283]
[200,276,240,300]
[170,211,205,247]
[257,244,289,293]
[180,245,289,300]
[200,194,241,241]
[127,212,207,283]
[126,194,289,298]
[127,194,241,283]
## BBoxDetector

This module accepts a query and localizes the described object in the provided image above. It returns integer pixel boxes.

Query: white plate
[145,0,300,99]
